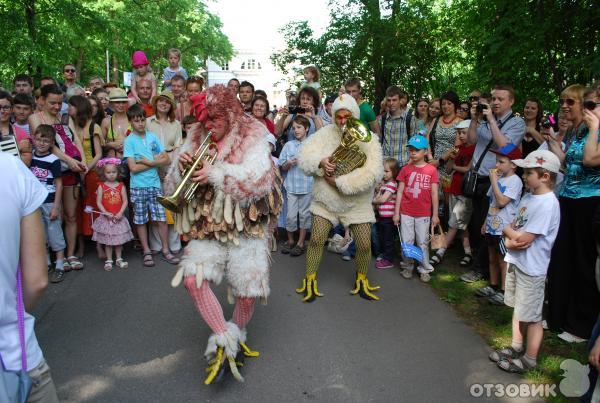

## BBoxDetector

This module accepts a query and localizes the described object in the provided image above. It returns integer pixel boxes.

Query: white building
[206,48,288,108]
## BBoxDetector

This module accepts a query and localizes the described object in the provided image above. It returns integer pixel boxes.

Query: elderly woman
[546,84,600,343]
[146,89,183,255]
[296,94,383,302]
[275,86,324,140]
[251,96,275,134]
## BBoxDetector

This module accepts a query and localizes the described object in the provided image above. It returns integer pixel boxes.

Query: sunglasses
[469,96,479,101]
[559,98,576,106]
[64,69,76,73]
[460,107,469,112]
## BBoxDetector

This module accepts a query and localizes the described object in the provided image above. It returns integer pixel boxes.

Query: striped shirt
[377,181,397,218]
[30,152,62,203]
[378,109,418,166]
[278,139,313,194]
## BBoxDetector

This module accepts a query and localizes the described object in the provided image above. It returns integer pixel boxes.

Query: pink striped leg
[184,277,227,334]
[232,297,256,330]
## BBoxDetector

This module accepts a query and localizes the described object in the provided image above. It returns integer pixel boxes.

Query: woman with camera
[275,86,324,141]
[546,84,600,344]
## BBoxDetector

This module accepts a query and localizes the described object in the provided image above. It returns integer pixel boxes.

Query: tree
[0,0,233,88]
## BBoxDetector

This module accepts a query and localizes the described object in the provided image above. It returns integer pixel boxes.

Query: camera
[583,100,597,111]
[541,114,556,129]
[289,106,306,114]
[475,103,489,114]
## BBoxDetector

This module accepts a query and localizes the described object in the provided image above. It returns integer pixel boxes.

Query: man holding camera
[462,85,525,283]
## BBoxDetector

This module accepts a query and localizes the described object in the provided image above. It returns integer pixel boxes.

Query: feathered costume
[296,95,383,302]
[166,85,282,384]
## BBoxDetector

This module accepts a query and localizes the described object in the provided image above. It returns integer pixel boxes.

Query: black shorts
[485,233,505,256]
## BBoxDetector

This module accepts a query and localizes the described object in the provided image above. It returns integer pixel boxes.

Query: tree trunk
[112,54,120,85]
[24,0,37,77]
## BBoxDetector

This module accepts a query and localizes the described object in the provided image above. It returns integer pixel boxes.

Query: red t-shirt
[397,163,439,217]
[449,144,475,195]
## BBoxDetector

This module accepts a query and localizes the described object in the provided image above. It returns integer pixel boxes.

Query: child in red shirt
[430,120,475,267]
[393,135,439,282]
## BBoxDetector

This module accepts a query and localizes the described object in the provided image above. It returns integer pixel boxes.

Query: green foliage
[273,0,599,112]
[0,0,233,88]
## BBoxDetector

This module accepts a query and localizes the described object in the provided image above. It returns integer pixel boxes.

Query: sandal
[497,357,536,374]
[104,260,113,272]
[459,254,473,267]
[143,252,155,267]
[66,256,84,270]
[489,347,521,363]
[160,251,181,265]
[429,252,443,266]
[290,244,306,257]
[115,258,128,269]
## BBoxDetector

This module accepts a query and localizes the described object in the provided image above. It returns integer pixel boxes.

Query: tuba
[157,134,218,213]
[329,117,372,176]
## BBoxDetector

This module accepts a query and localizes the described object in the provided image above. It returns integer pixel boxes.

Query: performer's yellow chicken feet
[204,347,226,385]
[350,272,380,301]
[240,341,260,358]
[296,274,324,302]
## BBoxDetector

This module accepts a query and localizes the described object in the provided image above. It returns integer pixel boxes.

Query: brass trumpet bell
[158,134,218,213]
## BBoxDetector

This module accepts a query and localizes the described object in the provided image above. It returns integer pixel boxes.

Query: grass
[428,248,588,403]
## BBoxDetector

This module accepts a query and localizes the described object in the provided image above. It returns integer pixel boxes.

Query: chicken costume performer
[165,85,282,384]
[296,95,383,302]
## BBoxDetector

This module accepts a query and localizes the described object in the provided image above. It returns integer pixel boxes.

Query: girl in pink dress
[92,158,134,271]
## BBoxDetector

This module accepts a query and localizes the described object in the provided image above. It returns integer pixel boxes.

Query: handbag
[429,224,446,250]
[0,264,33,403]
[53,123,82,172]
[461,113,514,198]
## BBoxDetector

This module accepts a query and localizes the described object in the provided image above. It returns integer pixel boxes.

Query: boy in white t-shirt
[476,144,523,305]
[488,150,561,374]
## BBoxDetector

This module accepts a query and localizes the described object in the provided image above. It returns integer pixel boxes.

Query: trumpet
[158,134,218,213]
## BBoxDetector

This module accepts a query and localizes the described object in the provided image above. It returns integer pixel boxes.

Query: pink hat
[132,50,149,66]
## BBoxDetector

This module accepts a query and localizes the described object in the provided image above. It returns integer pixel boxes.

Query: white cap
[331,94,360,120]
[265,133,277,147]
[512,150,561,174]
[455,119,471,129]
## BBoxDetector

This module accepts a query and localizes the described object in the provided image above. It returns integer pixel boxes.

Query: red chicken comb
[189,92,208,123]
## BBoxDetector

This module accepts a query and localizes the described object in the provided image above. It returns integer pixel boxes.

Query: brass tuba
[157,134,218,212]
[329,117,372,176]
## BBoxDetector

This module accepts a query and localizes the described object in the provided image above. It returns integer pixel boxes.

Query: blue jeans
[378,218,395,262]
[371,222,381,257]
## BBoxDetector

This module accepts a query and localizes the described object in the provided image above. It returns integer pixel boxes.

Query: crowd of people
[1,49,599,400]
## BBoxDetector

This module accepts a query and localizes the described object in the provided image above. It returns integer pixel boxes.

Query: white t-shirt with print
[0,154,48,371]
[485,174,523,236]
[504,191,560,277]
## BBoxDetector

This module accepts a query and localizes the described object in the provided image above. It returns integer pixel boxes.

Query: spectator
[490,150,561,375]
[428,91,462,176]
[521,97,544,156]
[146,90,182,255]
[379,86,418,166]
[239,80,254,112]
[60,63,78,92]
[136,79,154,117]
[181,115,196,143]
[251,96,275,134]
[88,94,106,127]
[278,115,314,257]
[101,88,129,158]
[0,153,59,403]
[393,135,439,282]
[130,50,157,104]
[88,76,105,92]
[124,104,179,267]
[0,91,33,166]
[415,97,429,133]
[13,93,34,137]
[344,77,381,134]
[427,98,441,124]
[65,84,85,101]
[177,75,203,120]
[13,74,34,95]
[68,95,103,257]
[318,94,335,125]
[477,144,523,306]
[227,78,240,94]
[276,86,324,140]
[372,157,400,269]
[302,65,321,91]
[458,101,471,120]
[430,120,475,267]
[462,85,525,283]
[30,125,66,283]
[162,48,188,90]
[546,84,600,343]
[92,87,111,116]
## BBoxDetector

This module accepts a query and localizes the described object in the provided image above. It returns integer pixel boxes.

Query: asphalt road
[32,245,539,403]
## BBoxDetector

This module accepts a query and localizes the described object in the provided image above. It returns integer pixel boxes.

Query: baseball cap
[455,119,471,129]
[407,135,429,150]
[490,143,522,160]
[511,150,561,173]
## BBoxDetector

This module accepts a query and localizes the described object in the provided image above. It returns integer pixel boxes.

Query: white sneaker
[419,272,431,283]
[557,331,587,343]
